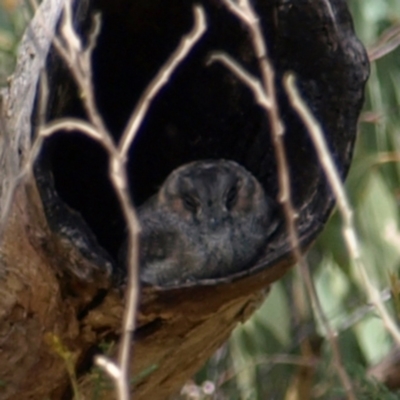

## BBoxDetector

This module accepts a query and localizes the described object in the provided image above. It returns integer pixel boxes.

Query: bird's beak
[207,208,228,230]
[208,217,220,230]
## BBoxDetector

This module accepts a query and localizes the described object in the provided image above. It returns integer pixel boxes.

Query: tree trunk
[0,0,369,399]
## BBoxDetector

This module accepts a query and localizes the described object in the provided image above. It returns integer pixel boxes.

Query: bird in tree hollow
[127,159,277,286]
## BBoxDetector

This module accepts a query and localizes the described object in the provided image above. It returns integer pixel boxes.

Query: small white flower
[201,380,216,395]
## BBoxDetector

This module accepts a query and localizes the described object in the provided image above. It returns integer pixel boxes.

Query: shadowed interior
[36,0,368,278]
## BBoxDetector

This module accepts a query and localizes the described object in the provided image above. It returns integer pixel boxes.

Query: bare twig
[210,1,356,398]
[374,151,400,165]
[218,354,318,386]
[30,2,207,400]
[115,6,206,394]
[41,118,104,140]
[95,356,122,380]
[207,53,271,109]
[119,5,206,158]
[284,73,400,346]
[368,23,400,61]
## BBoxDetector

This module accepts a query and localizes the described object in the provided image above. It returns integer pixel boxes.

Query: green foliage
[342,365,400,400]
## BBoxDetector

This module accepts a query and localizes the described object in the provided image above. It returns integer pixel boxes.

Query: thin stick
[115,6,206,393]
[210,1,356,398]
[40,118,104,140]
[207,53,271,109]
[284,73,400,346]
[219,354,318,386]
[119,5,207,158]
[368,24,400,61]
[36,2,207,399]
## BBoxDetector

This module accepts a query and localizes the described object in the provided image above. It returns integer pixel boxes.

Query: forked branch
[209,1,356,398]
[284,73,400,347]
[29,2,207,399]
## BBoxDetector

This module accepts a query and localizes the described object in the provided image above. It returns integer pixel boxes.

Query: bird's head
[158,160,269,231]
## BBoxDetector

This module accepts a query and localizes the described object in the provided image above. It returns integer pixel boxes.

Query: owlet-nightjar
[134,159,276,286]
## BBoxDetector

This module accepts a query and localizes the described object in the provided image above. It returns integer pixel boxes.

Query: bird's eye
[226,185,238,210]
[182,194,198,213]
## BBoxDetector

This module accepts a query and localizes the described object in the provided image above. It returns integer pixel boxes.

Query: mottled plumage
[136,159,277,285]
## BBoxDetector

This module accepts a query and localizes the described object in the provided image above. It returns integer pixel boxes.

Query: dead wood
[0,0,369,399]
